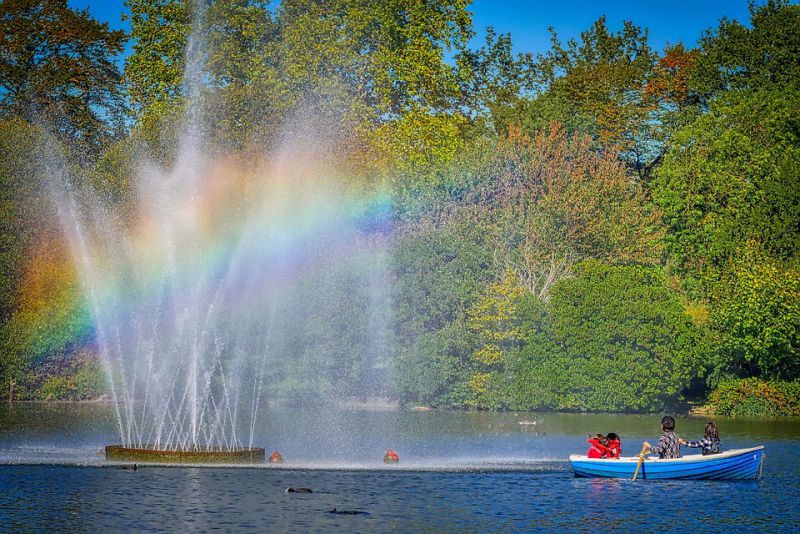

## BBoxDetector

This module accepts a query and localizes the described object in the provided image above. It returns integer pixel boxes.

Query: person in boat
[680,421,721,455]
[587,434,613,458]
[606,432,621,458]
[643,415,681,459]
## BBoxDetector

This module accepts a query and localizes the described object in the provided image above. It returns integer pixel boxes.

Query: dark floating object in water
[119,463,137,471]
[328,508,368,515]
[269,451,285,464]
[105,445,265,464]
[286,487,313,493]
[383,448,399,463]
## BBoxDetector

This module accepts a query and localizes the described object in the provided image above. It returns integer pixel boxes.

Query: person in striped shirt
[680,421,722,455]
[643,415,682,459]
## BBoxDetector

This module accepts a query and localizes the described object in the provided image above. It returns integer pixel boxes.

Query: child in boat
[587,434,613,458]
[643,415,681,459]
[606,432,621,458]
[680,421,721,455]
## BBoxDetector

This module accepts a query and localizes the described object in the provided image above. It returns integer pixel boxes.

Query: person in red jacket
[606,432,621,459]
[587,434,613,458]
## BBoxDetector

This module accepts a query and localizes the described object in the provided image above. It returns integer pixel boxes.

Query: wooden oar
[632,443,649,481]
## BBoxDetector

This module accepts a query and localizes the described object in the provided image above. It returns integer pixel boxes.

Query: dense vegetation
[0,0,797,413]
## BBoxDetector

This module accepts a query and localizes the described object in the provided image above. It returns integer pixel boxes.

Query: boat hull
[570,446,764,480]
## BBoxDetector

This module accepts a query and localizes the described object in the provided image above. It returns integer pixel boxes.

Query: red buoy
[268,451,284,464]
[383,449,399,463]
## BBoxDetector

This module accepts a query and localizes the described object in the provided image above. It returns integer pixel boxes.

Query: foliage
[508,262,706,412]
[0,0,126,158]
[711,377,800,417]
[0,232,93,396]
[465,268,525,407]
[692,1,800,100]
[392,223,491,407]
[426,124,663,299]
[712,241,800,381]
[0,119,48,323]
[524,17,657,173]
[1,1,798,411]
[653,88,800,296]
[457,27,535,136]
[37,356,106,401]
[124,0,188,123]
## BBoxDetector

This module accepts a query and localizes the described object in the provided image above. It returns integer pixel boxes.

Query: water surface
[1,404,798,531]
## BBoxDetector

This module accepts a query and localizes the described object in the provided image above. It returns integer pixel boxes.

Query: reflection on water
[1,404,799,531]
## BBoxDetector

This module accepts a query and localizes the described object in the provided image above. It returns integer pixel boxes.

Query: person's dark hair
[704,421,719,439]
[606,432,619,441]
[661,415,676,431]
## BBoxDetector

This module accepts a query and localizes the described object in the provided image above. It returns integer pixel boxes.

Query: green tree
[712,241,800,381]
[653,89,800,295]
[457,27,535,136]
[692,0,800,101]
[204,0,282,149]
[0,119,47,324]
[0,0,126,158]
[524,17,657,175]
[511,262,705,412]
[392,224,491,407]
[465,268,525,407]
[275,0,473,168]
[124,0,189,123]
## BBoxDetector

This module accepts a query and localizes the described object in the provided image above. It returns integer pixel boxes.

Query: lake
[1,403,799,532]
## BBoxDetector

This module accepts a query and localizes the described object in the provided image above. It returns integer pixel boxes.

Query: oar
[632,443,649,481]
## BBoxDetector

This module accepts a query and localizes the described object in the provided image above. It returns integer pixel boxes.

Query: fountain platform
[105,445,265,464]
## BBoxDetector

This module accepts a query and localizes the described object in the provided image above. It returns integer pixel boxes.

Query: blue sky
[69,0,753,57]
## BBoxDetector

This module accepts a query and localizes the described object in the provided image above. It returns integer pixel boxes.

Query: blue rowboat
[570,446,764,480]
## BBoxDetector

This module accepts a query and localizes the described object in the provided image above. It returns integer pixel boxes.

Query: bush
[508,261,706,412]
[36,358,107,401]
[710,378,800,417]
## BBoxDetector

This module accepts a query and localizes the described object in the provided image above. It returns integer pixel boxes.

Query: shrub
[710,377,800,417]
[508,261,707,412]
[35,358,107,401]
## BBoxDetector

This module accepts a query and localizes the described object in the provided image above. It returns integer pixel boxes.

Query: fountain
[48,4,392,464]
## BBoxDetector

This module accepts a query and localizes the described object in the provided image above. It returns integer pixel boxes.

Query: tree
[653,89,800,296]
[203,0,283,149]
[275,0,474,168]
[1,231,92,399]
[465,268,525,407]
[0,0,126,158]
[457,27,536,136]
[692,0,800,101]
[124,0,189,123]
[392,223,491,407]
[0,119,47,324]
[511,261,705,412]
[712,241,800,381]
[449,124,663,300]
[524,17,657,174]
